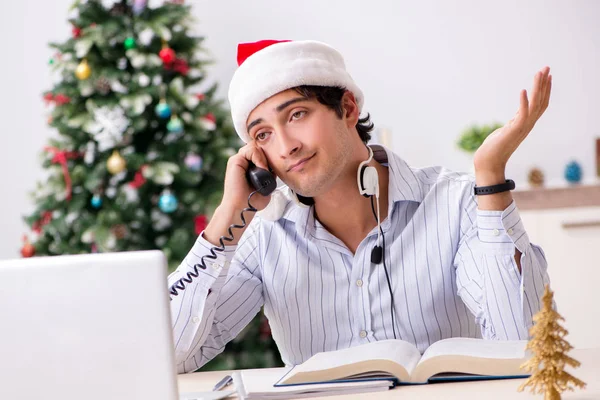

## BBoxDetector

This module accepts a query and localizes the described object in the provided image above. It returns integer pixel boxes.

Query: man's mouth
[287,154,315,172]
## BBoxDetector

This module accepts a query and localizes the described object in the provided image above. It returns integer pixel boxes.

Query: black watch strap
[474,179,515,196]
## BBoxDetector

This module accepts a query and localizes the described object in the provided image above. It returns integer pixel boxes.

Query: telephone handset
[246,162,277,196]
[169,162,276,299]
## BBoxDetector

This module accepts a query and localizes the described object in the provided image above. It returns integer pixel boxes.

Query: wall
[1,0,598,259]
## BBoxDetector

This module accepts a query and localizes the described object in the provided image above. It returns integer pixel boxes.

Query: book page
[411,338,528,383]
[235,368,392,398]
[419,338,527,362]
[280,339,421,385]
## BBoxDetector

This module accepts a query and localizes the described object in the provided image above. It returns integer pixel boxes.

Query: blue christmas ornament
[155,101,171,119]
[564,161,582,183]
[91,194,103,209]
[184,154,203,172]
[158,191,178,213]
[167,116,184,133]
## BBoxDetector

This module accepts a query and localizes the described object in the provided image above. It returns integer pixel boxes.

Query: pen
[212,374,233,391]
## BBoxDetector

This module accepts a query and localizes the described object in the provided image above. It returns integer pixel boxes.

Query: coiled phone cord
[169,190,260,299]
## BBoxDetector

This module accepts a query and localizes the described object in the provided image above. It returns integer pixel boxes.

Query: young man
[168,40,552,373]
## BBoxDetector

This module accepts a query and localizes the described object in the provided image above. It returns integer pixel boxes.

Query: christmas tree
[23,0,282,372]
[518,285,586,399]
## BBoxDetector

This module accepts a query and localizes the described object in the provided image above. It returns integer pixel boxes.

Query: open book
[275,337,530,386]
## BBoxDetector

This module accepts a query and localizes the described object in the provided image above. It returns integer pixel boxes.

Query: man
[168,40,552,373]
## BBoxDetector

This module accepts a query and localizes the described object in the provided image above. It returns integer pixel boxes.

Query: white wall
[2,0,599,259]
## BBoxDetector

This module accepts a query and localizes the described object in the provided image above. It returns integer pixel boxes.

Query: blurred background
[1,0,598,370]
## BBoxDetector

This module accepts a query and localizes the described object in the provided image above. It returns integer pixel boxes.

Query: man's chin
[288,184,322,199]
[283,174,328,198]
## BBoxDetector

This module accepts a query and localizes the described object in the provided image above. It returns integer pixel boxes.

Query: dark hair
[293,85,374,144]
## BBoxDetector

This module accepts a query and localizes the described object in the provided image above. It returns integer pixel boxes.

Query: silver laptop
[0,250,179,400]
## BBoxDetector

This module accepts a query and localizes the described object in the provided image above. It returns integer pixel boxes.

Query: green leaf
[66,113,90,128]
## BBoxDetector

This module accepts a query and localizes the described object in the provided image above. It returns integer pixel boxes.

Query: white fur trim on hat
[228,40,364,143]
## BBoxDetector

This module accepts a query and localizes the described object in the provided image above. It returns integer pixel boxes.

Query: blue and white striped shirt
[168,144,550,373]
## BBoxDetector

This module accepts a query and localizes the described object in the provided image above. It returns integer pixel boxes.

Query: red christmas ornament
[72,26,82,38]
[194,215,208,235]
[159,47,176,64]
[43,92,54,104]
[128,165,148,189]
[165,58,189,75]
[204,113,216,124]
[54,94,71,106]
[200,112,217,130]
[195,93,205,101]
[21,236,35,258]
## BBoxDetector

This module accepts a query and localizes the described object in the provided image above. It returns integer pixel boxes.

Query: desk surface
[177,348,600,399]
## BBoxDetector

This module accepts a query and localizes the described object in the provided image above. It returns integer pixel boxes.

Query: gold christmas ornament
[518,285,586,399]
[106,150,126,174]
[528,168,545,187]
[75,59,91,80]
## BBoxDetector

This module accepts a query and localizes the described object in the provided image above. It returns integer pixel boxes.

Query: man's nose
[277,129,301,158]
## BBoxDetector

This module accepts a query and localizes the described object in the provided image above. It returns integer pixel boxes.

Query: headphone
[357,146,383,264]
[357,146,379,198]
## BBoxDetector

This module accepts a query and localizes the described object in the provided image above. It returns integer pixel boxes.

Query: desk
[178,348,600,399]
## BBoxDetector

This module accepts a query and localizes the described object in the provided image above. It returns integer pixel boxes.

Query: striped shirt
[168,144,550,373]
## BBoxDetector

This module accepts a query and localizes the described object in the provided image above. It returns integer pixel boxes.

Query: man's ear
[342,90,360,127]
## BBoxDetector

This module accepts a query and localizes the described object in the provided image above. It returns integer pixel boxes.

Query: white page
[246,385,390,400]
[418,338,527,365]
[234,368,391,397]
[290,339,422,376]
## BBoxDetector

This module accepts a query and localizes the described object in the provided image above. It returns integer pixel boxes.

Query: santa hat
[228,40,364,143]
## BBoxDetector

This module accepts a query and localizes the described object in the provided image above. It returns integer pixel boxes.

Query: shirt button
[212,262,221,270]
[356,279,363,287]
[508,228,514,235]
[192,316,200,324]
[359,330,367,338]
[492,228,500,236]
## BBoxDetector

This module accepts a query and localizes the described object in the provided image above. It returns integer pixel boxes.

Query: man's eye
[291,111,306,120]
[256,131,270,141]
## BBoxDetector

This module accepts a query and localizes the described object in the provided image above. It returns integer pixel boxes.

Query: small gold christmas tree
[518,285,586,399]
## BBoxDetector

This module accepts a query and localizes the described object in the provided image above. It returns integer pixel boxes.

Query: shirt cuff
[476,200,530,254]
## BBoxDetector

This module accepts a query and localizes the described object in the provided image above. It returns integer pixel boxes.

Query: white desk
[178,348,600,399]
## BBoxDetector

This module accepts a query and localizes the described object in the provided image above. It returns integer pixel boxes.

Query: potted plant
[457,122,504,153]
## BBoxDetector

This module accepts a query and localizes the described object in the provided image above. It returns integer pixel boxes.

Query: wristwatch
[473,179,516,196]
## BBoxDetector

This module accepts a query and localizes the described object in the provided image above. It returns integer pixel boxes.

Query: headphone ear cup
[359,165,368,196]
[361,166,379,197]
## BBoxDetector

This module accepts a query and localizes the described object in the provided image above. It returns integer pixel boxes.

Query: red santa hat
[228,40,365,143]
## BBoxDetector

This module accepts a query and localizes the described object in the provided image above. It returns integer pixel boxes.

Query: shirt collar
[371,144,424,204]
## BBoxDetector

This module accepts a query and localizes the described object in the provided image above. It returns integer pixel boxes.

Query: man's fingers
[529,71,543,115]
[237,145,269,171]
[542,74,552,111]
[518,89,529,125]
[251,150,269,171]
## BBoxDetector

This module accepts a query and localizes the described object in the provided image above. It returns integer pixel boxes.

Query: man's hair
[293,86,374,144]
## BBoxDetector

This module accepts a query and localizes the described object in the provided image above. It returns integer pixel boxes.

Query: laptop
[0,250,179,400]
